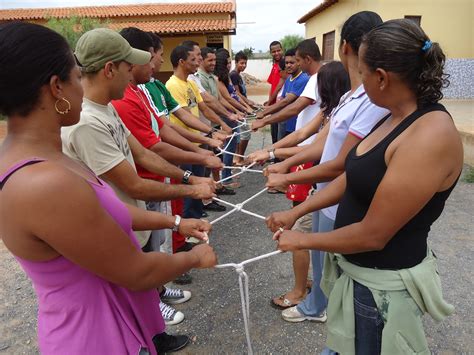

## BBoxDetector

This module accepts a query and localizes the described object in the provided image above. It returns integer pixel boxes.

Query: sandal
[270,294,299,310]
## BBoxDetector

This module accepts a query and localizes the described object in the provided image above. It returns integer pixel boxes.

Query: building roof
[297,0,339,24]
[109,18,236,34]
[0,2,235,21]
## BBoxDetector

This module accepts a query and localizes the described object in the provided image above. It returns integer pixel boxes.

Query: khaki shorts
[292,212,313,233]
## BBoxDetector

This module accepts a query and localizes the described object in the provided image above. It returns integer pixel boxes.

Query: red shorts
[286,162,314,202]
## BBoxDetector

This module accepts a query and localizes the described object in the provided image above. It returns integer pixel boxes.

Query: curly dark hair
[362,19,449,106]
[0,22,75,117]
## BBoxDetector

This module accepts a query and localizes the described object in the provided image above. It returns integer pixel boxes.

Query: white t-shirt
[295,73,321,146]
[61,98,150,247]
[188,74,206,94]
[317,85,390,220]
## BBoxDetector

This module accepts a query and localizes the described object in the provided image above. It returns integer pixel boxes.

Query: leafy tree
[242,46,255,59]
[46,16,107,49]
[279,34,305,52]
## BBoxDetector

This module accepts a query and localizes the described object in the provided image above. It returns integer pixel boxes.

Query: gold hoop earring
[55,97,71,115]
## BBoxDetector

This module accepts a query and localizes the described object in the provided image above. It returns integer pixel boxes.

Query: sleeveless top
[0,158,164,354]
[334,104,458,269]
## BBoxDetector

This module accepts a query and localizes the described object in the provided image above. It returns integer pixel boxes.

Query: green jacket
[321,251,454,354]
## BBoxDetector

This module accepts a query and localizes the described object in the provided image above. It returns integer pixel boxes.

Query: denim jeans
[221,117,238,183]
[181,163,204,219]
[297,211,334,317]
[353,281,384,354]
[277,121,287,141]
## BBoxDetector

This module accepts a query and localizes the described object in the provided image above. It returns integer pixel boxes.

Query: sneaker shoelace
[163,287,183,298]
[159,302,176,320]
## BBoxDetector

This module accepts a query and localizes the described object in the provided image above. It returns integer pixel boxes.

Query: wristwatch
[172,215,181,232]
[267,147,276,160]
[182,170,193,184]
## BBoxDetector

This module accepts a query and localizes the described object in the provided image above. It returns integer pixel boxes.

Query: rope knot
[235,265,244,274]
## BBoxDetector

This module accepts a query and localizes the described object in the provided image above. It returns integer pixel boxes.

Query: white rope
[222,166,263,174]
[205,128,284,354]
[215,249,282,355]
[216,162,257,184]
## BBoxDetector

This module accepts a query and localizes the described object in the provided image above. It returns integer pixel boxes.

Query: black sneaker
[203,201,226,212]
[153,332,190,354]
[173,272,192,285]
[216,186,236,195]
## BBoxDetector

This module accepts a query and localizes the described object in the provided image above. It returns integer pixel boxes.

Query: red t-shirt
[112,84,165,182]
[267,62,281,95]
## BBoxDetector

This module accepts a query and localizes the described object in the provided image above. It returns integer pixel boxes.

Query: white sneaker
[159,301,184,325]
[281,306,327,323]
[160,286,191,305]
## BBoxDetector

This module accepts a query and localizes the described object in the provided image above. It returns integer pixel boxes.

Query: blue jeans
[181,163,204,219]
[221,117,238,183]
[297,211,334,317]
[353,281,384,354]
[277,121,287,141]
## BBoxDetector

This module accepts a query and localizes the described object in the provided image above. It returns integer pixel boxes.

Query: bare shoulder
[2,161,93,206]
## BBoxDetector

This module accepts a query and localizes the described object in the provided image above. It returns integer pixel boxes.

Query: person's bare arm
[173,107,213,134]
[127,134,216,191]
[266,77,285,105]
[197,101,232,134]
[266,132,360,189]
[252,96,312,130]
[266,173,347,232]
[3,164,217,291]
[258,93,298,118]
[165,120,222,148]
[100,159,212,201]
[275,113,463,253]
[201,90,239,121]
[217,81,250,113]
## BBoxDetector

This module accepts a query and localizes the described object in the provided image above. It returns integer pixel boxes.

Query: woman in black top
[269,19,463,354]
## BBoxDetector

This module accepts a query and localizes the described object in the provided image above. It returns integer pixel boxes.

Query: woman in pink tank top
[0,23,217,355]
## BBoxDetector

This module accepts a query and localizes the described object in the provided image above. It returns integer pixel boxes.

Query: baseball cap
[75,28,151,73]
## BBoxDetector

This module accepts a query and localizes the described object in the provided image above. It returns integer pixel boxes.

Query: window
[404,15,421,26]
[322,31,335,61]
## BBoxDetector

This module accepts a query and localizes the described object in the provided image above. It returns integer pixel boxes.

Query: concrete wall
[231,59,273,81]
[304,0,473,59]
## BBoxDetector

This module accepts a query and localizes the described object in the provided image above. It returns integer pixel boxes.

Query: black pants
[270,123,279,144]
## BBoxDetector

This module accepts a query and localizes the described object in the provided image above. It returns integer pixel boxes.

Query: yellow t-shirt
[165,75,203,133]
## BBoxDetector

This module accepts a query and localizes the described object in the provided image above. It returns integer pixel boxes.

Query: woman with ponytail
[270,18,462,354]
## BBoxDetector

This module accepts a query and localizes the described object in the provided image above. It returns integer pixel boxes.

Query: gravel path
[0,131,473,354]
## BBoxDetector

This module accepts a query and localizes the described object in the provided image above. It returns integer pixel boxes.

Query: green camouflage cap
[75,28,151,73]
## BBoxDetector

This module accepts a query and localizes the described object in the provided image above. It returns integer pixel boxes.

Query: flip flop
[270,294,298,310]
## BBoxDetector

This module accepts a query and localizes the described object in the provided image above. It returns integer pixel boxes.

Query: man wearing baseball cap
[62,28,205,353]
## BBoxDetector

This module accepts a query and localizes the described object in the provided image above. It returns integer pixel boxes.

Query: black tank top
[335,103,458,269]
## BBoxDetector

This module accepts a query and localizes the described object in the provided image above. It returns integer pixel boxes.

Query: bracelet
[172,215,181,232]
[269,150,276,160]
[182,170,192,184]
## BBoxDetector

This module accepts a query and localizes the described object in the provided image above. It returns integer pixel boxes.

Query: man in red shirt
[265,41,285,143]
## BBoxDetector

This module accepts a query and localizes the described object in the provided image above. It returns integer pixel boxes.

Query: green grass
[462,166,474,183]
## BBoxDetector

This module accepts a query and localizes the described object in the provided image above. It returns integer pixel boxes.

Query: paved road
[0,131,473,354]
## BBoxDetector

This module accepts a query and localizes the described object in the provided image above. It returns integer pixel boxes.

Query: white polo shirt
[295,73,321,146]
[317,84,390,220]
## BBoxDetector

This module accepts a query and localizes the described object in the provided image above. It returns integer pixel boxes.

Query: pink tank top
[0,158,164,354]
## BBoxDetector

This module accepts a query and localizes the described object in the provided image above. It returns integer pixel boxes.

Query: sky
[0,0,322,51]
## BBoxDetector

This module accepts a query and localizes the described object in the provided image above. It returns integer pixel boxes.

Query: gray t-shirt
[61,98,150,247]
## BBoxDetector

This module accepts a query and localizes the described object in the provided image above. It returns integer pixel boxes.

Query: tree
[279,34,305,52]
[46,16,107,49]
[242,46,255,59]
